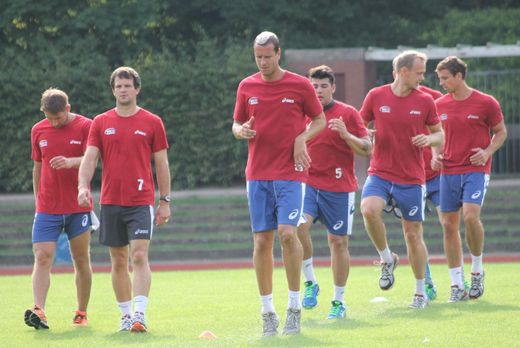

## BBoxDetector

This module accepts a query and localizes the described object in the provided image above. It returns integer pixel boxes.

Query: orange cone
[199,330,218,339]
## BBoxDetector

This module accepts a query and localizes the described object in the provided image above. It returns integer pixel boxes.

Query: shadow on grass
[304,317,380,330]
[247,332,325,347]
[382,299,520,319]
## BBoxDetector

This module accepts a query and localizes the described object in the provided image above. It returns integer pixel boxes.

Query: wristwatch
[160,195,171,203]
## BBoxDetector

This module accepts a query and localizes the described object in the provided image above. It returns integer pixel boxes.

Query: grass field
[3,263,520,347]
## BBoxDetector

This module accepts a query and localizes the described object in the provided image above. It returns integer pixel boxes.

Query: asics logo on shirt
[135,229,149,235]
[440,113,448,120]
[409,110,421,115]
[379,106,391,113]
[471,191,482,199]
[333,220,344,230]
[104,128,116,135]
[70,140,82,145]
[288,209,299,220]
[248,97,259,105]
[39,140,48,147]
[467,114,480,120]
[408,206,419,217]
[282,98,295,104]
[134,130,146,136]
[81,214,89,227]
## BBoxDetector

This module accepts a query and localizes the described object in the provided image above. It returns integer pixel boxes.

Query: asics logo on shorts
[408,206,419,217]
[471,191,482,199]
[333,220,344,231]
[81,214,88,227]
[104,128,116,135]
[135,229,149,235]
[288,209,299,220]
[349,205,355,215]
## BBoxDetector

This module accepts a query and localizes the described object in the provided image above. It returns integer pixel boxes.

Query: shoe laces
[304,281,317,298]
[262,312,278,332]
[73,310,87,322]
[329,301,344,315]
[285,309,300,329]
[449,286,463,301]
[470,273,482,289]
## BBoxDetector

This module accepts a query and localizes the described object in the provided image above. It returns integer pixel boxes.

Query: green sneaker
[302,281,319,309]
[425,283,437,301]
[327,300,346,319]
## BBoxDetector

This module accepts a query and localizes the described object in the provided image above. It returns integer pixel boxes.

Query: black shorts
[99,205,154,247]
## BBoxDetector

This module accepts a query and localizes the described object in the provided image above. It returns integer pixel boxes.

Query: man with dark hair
[78,66,171,332]
[433,56,507,302]
[26,88,95,329]
[297,65,371,319]
[360,50,444,309]
[232,31,325,335]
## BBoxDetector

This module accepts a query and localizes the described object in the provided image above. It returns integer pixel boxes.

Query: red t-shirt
[435,89,504,174]
[418,86,443,181]
[360,84,440,185]
[88,108,169,206]
[307,101,368,192]
[233,71,323,181]
[31,115,92,214]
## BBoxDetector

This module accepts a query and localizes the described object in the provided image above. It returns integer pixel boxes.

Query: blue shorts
[246,180,305,233]
[303,185,355,236]
[426,175,440,207]
[440,173,490,212]
[32,212,92,243]
[362,175,425,221]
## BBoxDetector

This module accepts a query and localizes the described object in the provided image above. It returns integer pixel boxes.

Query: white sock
[471,254,483,274]
[288,290,301,309]
[333,285,345,303]
[302,258,317,284]
[134,295,148,314]
[461,256,466,284]
[117,300,132,317]
[449,267,464,288]
[416,278,425,296]
[378,247,393,264]
[260,294,275,314]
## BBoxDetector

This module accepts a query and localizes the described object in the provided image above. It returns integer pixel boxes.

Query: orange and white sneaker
[72,310,88,327]
[130,311,147,333]
[24,305,49,330]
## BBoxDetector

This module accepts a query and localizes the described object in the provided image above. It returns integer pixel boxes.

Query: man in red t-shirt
[232,32,325,336]
[296,65,371,319]
[78,67,171,333]
[360,51,444,309]
[432,56,507,302]
[26,88,94,330]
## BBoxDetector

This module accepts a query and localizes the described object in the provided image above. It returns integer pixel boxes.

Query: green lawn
[3,263,520,347]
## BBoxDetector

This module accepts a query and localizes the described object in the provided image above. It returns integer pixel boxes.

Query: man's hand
[50,156,73,169]
[469,147,490,166]
[411,134,431,148]
[155,202,171,226]
[293,135,311,171]
[237,116,256,139]
[77,187,92,208]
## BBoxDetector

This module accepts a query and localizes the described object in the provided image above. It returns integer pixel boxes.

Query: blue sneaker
[327,300,346,319]
[302,281,319,309]
[425,283,437,301]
